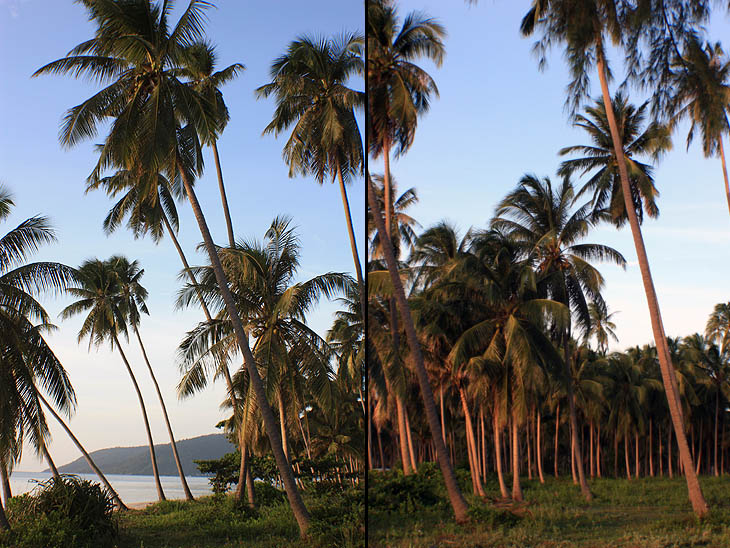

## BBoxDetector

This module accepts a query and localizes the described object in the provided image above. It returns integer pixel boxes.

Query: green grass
[113,487,364,548]
[369,470,730,547]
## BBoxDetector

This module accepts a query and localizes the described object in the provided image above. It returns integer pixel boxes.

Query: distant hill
[47,433,235,476]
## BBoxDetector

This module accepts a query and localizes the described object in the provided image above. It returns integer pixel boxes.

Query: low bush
[0,475,117,548]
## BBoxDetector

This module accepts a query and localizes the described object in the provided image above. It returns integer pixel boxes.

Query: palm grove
[0,0,364,537]
[366,0,730,523]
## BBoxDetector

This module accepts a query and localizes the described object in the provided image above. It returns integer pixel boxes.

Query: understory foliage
[0,475,117,548]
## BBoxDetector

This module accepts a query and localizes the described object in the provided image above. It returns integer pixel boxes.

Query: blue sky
[386,1,730,359]
[0,0,363,471]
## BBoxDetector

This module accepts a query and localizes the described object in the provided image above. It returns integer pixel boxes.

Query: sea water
[8,471,213,503]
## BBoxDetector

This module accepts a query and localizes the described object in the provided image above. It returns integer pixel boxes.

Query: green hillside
[48,434,235,476]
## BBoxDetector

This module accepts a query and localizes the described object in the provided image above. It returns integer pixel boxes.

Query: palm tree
[177,217,351,462]
[449,228,568,501]
[0,187,125,524]
[367,0,445,243]
[36,1,311,532]
[706,302,730,354]
[589,302,619,355]
[492,173,626,500]
[61,258,166,501]
[257,33,366,323]
[178,40,244,247]
[367,172,469,522]
[557,94,669,226]
[108,255,194,500]
[667,36,730,217]
[521,3,706,512]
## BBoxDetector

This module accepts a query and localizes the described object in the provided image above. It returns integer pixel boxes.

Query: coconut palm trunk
[459,386,485,497]
[37,392,126,510]
[564,338,592,500]
[719,138,730,218]
[395,396,412,474]
[555,402,560,478]
[133,326,194,500]
[161,210,214,322]
[0,498,8,530]
[367,173,469,522]
[494,393,509,498]
[41,443,60,478]
[0,463,10,504]
[716,390,720,476]
[537,410,545,483]
[211,140,236,248]
[111,333,165,501]
[178,167,310,535]
[511,406,523,502]
[335,164,366,321]
[595,46,708,516]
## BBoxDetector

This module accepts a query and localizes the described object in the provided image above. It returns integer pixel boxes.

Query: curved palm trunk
[596,48,708,517]
[395,396,412,475]
[493,393,508,498]
[537,410,545,484]
[511,406,523,502]
[41,443,60,478]
[459,386,485,497]
[112,333,165,501]
[719,138,730,218]
[336,166,367,323]
[161,210,214,322]
[180,169,310,535]
[715,391,720,477]
[37,392,126,510]
[278,393,290,463]
[0,462,10,504]
[0,498,8,531]
[367,174,469,522]
[133,326,193,500]
[554,403,560,478]
[625,436,631,479]
[405,410,418,472]
[564,339,591,500]
[211,140,236,248]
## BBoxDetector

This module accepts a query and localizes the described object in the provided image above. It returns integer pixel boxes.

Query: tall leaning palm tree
[522,1,709,515]
[108,255,194,500]
[706,302,730,355]
[178,40,244,247]
[257,33,366,323]
[35,0,311,533]
[61,258,166,502]
[492,174,625,500]
[367,0,445,239]
[668,36,730,218]
[367,172,469,522]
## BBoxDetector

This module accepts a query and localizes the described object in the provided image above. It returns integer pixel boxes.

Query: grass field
[369,468,730,547]
[114,488,364,548]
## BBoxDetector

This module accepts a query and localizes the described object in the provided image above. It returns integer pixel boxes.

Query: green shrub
[2,475,117,548]
[308,486,364,548]
[253,481,287,507]
[368,466,444,512]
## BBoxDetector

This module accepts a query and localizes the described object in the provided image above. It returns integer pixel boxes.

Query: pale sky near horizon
[387,2,730,360]
[0,0,364,472]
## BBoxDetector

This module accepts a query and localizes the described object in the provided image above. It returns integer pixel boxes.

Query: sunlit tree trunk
[459,387,485,497]
[405,411,418,472]
[133,326,193,500]
[625,435,632,480]
[590,421,595,478]
[111,333,165,501]
[715,392,720,477]
[635,431,640,478]
[718,138,730,218]
[493,393,508,498]
[554,403,560,478]
[42,444,60,479]
[180,167,310,534]
[367,174,469,521]
[564,338,590,499]
[597,423,602,478]
[537,409,545,484]
[649,420,654,477]
[0,462,10,505]
[596,44,707,517]
[396,397,411,475]
[511,406,523,502]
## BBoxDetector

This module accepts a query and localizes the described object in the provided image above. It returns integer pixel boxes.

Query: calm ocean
[8,471,213,503]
